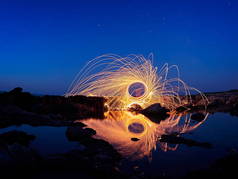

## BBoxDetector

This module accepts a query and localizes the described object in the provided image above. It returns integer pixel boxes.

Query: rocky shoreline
[192,90,238,116]
[1,87,238,178]
[0,87,106,128]
[1,88,238,128]
[0,88,142,178]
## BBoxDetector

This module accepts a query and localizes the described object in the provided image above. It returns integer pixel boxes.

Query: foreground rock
[0,129,139,179]
[141,103,170,123]
[191,113,206,122]
[0,130,40,166]
[0,130,35,146]
[66,126,97,141]
[185,151,238,178]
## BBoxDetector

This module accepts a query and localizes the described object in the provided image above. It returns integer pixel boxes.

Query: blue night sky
[0,0,237,95]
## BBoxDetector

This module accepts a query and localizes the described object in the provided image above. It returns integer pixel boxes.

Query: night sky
[0,0,237,95]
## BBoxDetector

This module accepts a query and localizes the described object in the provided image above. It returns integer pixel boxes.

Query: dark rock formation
[141,103,170,123]
[0,104,89,128]
[0,130,35,146]
[66,126,96,141]
[176,105,191,113]
[0,88,106,128]
[191,113,206,122]
[0,129,133,179]
[0,130,41,169]
[131,138,140,142]
[185,151,238,179]
[191,90,238,116]
[127,103,143,113]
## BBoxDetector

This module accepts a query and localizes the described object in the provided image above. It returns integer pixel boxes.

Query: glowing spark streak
[66,54,208,110]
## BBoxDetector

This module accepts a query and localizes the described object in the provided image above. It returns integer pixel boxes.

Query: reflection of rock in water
[0,130,40,166]
[81,111,208,160]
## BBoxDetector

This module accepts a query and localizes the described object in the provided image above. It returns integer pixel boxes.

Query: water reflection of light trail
[81,111,208,160]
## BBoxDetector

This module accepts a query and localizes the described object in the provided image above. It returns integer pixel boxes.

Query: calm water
[1,112,238,178]
[144,112,238,177]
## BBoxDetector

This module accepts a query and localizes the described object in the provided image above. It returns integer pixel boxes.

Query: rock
[131,138,140,142]
[0,130,40,168]
[0,130,36,146]
[66,126,96,141]
[141,103,169,115]
[185,151,238,178]
[9,87,23,94]
[141,103,170,123]
[74,121,87,127]
[191,113,206,122]
[188,90,238,116]
[176,106,189,113]
[84,128,97,135]
[0,104,77,128]
[128,103,143,113]
[6,143,41,162]
[0,87,106,126]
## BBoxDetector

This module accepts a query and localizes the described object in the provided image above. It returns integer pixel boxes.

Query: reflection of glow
[128,122,145,134]
[81,111,208,160]
[66,54,208,110]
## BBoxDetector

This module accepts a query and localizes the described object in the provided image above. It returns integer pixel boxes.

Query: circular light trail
[66,54,208,110]
[128,82,146,98]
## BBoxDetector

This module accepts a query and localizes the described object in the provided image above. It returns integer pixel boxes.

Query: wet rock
[185,151,238,178]
[131,138,140,142]
[66,126,96,141]
[0,130,35,146]
[176,105,189,113]
[141,103,169,115]
[6,143,41,162]
[74,121,87,127]
[128,103,143,113]
[84,128,97,135]
[191,113,206,122]
[0,130,40,169]
[45,147,125,179]
[141,103,170,123]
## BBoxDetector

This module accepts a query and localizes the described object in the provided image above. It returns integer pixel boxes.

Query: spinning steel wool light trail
[66,54,207,110]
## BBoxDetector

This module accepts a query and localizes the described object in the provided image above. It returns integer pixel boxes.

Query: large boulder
[140,103,169,123]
